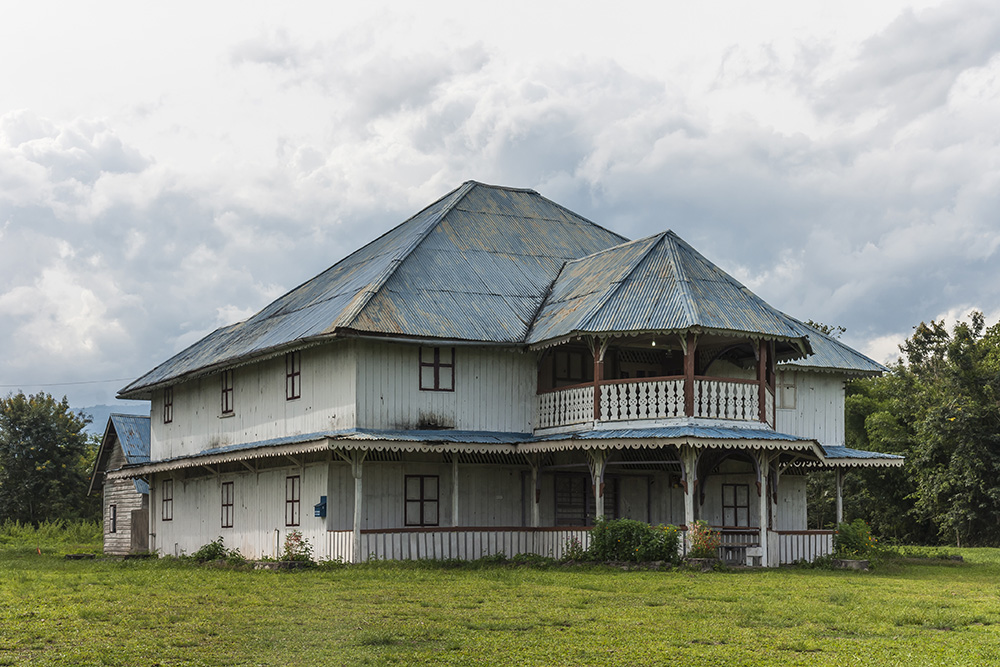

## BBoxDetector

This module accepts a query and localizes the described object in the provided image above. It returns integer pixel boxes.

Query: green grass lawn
[2,545,999,666]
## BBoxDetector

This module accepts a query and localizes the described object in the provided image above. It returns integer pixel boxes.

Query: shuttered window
[285,476,300,527]
[419,347,454,391]
[404,475,439,526]
[285,351,301,400]
[221,482,234,528]
[109,504,117,533]
[161,479,174,521]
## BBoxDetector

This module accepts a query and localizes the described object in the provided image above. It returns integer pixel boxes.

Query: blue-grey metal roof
[110,414,151,464]
[119,182,626,398]
[821,445,903,460]
[526,232,812,354]
[536,425,814,442]
[778,316,888,375]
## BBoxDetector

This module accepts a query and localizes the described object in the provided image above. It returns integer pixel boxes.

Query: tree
[0,392,98,525]
[847,313,1000,546]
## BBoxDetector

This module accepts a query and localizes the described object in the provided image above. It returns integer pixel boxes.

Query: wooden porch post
[340,450,366,564]
[592,337,607,422]
[529,454,541,528]
[452,454,460,528]
[680,446,696,552]
[684,333,697,417]
[756,451,772,566]
[757,339,768,423]
[835,468,844,525]
[587,449,608,521]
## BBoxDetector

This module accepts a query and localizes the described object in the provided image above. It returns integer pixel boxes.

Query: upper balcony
[534,333,777,433]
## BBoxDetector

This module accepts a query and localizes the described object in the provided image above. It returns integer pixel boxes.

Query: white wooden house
[90,414,151,554]
[109,182,902,565]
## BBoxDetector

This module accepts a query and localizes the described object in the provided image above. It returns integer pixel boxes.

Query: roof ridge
[338,181,478,330]
[662,231,701,327]
[572,232,668,333]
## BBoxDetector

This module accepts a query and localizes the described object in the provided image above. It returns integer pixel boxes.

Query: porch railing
[537,377,775,430]
[775,530,834,564]
[328,527,592,563]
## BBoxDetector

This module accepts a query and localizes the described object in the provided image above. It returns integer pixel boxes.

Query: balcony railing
[537,376,775,430]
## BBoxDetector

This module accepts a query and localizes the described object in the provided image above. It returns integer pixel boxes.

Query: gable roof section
[89,414,151,495]
[527,231,810,356]
[777,316,888,376]
[119,182,626,398]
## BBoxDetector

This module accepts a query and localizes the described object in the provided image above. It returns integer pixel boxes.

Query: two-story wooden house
[108,182,901,565]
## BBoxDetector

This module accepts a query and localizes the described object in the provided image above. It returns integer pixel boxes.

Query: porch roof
[109,425,904,479]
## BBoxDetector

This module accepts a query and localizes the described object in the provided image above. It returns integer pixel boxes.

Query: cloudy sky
[2,0,999,409]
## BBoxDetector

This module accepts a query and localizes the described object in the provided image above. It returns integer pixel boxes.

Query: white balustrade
[693,379,759,421]
[600,379,684,422]
[536,385,594,429]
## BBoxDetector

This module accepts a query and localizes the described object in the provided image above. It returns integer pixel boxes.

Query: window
[221,370,234,415]
[109,504,117,533]
[285,351,301,400]
[722,484,751,527]
[778,371,796,409]
[163,387,173,424]
[419,347,454,391]
[404,475,439,526]
[162,479,174,521]
[221,482,234,528]
[285,476,300,527]
[553,349,592,388]
[553,474,619,526]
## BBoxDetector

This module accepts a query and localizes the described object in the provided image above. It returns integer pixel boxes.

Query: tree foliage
[845,313,1000,546]
[0,392,98,525]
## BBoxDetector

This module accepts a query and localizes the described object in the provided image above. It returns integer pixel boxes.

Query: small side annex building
[106,182,902,565]
[90,414,151,555]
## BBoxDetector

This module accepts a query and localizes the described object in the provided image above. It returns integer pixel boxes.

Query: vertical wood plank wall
[355,341,535,432]
[775,370,846,446]
[150,342,358,461]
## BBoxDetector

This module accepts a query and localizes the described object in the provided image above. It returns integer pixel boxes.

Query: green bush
[190,537,245,564]
[834,518,877,559]
[687,520,722,559]
[282,530,313,563]
[588,518,681,564]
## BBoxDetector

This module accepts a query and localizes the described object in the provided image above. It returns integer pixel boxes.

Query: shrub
[562,536,588,562]
[190,537,244,563]
[834,519,876,560]
[588,518,681,564]
[687,520,721,559]
[282,530,314,563]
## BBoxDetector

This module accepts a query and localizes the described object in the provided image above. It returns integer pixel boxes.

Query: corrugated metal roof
[120,182,625,397]
[536,425,814,442]
[119,182,884,399]
[110,414,150,464]
[526,232,811,352]
[778,316,888,375]
[821,445,903,460]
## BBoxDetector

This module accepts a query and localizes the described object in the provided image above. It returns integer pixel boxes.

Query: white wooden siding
[151,463,329,560]
[774,370,846,445]
[151,342,358,461]
[355,341,535,432]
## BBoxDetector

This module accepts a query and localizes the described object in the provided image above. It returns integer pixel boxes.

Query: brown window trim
[163,387,173,424]
[722,483,751,528]
[404,474,440,526]
[285,351,301,401]
[161,479,174,522]
[221,481,234,528]
[419,347,455,392]
[285,475,301,527]
[221,370,234,415]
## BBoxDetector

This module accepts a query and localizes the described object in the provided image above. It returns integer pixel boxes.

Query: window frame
[221,481,234,529]
[109,504,117,533]
[285,351,301,401]
[777,371,796,410]
[163,387,173,424]
[404,474,440,527]
[285,475,301,527]
[722,483,751,527]
[418,347,455,392]
[221,370,234,415]
[161,479,174,522]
